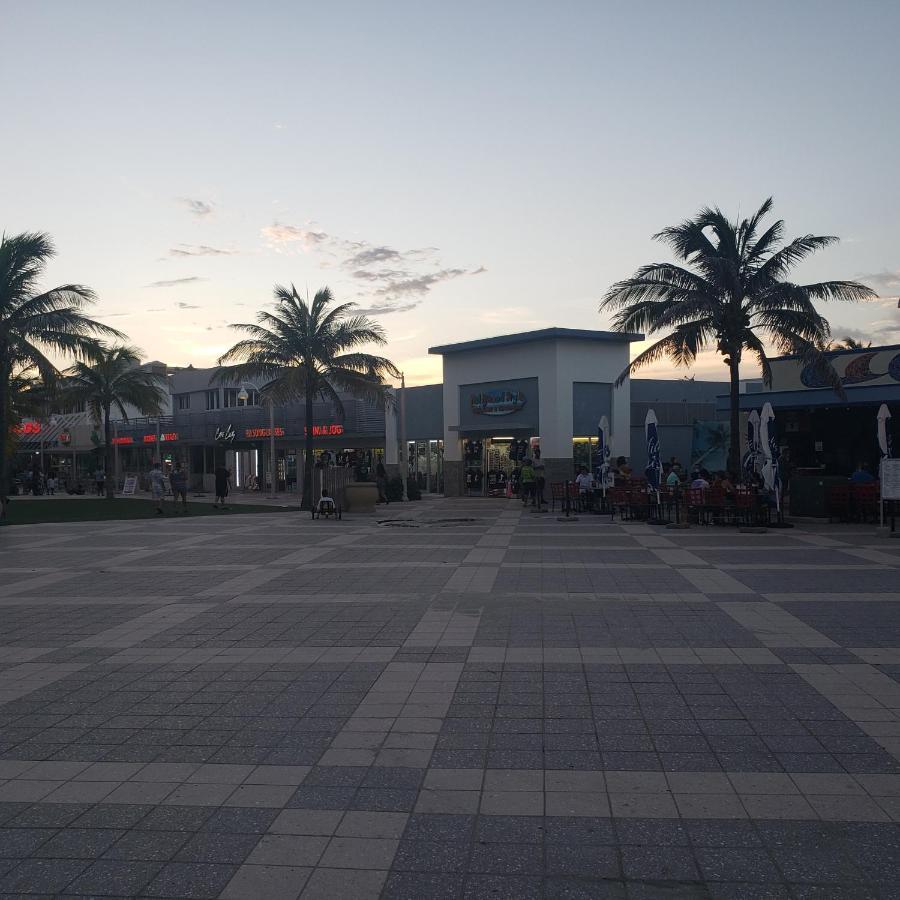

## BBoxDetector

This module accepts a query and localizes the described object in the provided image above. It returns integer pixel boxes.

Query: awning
[14,413,87,449]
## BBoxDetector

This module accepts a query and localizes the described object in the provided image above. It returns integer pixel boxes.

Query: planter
[344,482,378,513]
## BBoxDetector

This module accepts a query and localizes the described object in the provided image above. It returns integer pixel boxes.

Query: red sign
[58,432,71,445]
[308,424,344,436]
[112,436,134,446]
[245,427,286,439]
[14,421,41,435]
[140,432,181,444]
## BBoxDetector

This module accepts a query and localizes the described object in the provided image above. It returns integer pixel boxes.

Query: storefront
[429,328,642,496]
[721,344,900,514]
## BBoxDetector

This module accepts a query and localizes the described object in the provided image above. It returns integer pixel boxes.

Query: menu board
[881,459,900,500]
[122,476,137,495]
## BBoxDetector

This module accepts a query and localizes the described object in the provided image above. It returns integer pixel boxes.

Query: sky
[3,0,899,386]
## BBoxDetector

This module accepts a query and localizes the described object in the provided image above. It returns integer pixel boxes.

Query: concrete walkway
[0,498,899,897]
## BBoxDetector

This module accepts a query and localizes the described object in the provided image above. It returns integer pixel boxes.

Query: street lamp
[238,384,276,500]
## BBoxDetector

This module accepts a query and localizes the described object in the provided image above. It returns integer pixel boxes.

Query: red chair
[827,485,851,522]
[686,487,709,525]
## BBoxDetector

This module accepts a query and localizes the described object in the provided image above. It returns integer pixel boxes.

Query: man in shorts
[148,461,165,515]
[170,462,188,514]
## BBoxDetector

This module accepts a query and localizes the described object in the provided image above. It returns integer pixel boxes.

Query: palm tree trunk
[0,353,10,522]
[301,387,315,510]
[728,358,741,478]
[104,405,114,500]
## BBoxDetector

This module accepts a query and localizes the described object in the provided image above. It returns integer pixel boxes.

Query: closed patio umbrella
[759,402,781,513]
[644,409,661,498]
[877,404,892,461]
[597,415,612,494]
[742,409,761,480]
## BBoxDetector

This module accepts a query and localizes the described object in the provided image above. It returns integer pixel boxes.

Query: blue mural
[800,351,900,389]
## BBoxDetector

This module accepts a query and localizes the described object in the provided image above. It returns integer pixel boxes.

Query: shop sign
[470,389,526,417]
[13,421,41,435]
[58,432,71,445]
[307,424,344,436]
[111,436,134,446]
[143,432,179,443]
[245,426,286,438]
[215,424,236,444]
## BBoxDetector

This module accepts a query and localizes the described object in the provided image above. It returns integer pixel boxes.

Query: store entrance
[463,436,534,497]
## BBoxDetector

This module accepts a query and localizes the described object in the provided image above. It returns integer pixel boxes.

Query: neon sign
[245,427,286,438]
[308,424,344,436]
[142,432,179,443]
[14,421,41,435]
[112,436,133,446]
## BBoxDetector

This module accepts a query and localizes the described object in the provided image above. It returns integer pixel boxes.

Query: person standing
[519,458,536,506]
[170,462,188,514]
[375,460,388,504]
[532,447,546,509]
[94,467,106,496]
[46,474,57,496]
[148,461,165,515]
[214,464,231,509]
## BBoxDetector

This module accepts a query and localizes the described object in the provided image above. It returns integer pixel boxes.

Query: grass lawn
[2,498,298,525]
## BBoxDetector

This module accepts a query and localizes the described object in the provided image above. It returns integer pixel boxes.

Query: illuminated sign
[59,432,71,445]
[142,432,179,443]
[215,424,236,444]
[308,424,344,436]
[470,389,526,416]
[112,436,134,446]
[14,421,41,435]
[245,427,286,439]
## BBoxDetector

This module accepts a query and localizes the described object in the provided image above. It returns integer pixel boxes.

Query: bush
[384,476,421,501]
[385,476,404,502]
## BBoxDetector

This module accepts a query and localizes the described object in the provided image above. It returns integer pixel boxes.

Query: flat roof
[429,327,644,355]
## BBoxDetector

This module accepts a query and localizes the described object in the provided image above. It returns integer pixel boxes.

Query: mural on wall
[470,389,527,416]
[798,349,900,389]
[690,420,730,472]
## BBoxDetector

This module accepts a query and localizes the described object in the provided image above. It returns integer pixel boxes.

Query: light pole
[238,384,276,501]
[399,372,408,502]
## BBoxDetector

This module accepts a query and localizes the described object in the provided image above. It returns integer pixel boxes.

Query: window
[206,390,220,411]
[176,394,190,410]
[224,388,258,407]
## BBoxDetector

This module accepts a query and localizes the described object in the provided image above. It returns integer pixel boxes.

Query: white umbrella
[743,410,761,479]
[644,409,662,499]
[877,404,892,460]
[597,415,612,493]
[759,402,781,512]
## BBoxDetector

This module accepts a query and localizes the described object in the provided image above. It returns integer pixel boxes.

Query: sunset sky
[3,1,899,385]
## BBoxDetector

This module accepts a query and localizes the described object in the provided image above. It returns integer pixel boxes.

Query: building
[721,343,900,476]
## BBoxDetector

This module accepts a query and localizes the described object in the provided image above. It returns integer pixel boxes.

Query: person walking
[148,460,165,515]
[170,462,189,514]
[214,464,231,509]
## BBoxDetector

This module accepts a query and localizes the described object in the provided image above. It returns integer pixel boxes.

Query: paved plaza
[2,500,900,898]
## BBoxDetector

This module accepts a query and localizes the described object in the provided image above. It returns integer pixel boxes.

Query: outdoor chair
[550,482,567,512]
[686,487,710,525]
[827,485,851,522]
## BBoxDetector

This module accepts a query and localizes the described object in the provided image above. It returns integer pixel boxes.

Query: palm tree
[834,337,871,350]
[0,232,119,519]
[218,286,399,509]
[599,199,874,475]
[64,346,167,498]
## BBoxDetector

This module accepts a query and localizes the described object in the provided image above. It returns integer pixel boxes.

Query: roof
[429,327,644,355]
[772,342,900,362]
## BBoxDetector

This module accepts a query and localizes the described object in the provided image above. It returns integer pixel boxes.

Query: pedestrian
[148,460,165,515]
[519,458,536,506]
[170,461,189,514]
[94,467,106,496]
[376,460,388,504]
[532,447,546,509]
[214,464,231,509]
[46,474,57,496]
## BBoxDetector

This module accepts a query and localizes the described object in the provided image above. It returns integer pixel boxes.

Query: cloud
[478,306,547,327]
[147,276,206,288]
[95,312,131,318]
[856,269,900,294]
[347,245,405,267]
[351,268,411,282]
[169,244,237,257]
[175,301,200,309]
[179,198,214,217]
[376,268,468,297]
[354,301,422,316]
[261,222,329,249]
